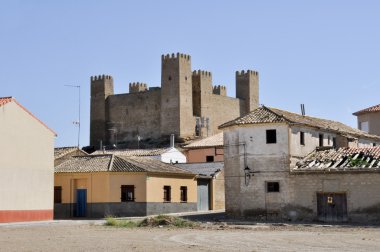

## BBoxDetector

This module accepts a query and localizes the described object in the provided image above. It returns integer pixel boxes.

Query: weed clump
[104,215,197,228]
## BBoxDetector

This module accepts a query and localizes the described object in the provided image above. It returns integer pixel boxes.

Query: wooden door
[317,192,347,222]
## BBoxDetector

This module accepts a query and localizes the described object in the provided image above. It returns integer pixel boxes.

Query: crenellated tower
[236,70,259,115]
[90,75,114,147]
[213,85,226,96]
[192,70,212,117]
[129,82,148,93]
[160,53,193,139]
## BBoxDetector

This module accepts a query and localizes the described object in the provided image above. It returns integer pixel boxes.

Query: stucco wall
[357,111,380,137]
[223,122,380,222]
[55,172,147,203]
[186,147,224,163]
[211,170,225,210]
[0,101,55,221]
[223,123,290,216]
[146,175,197,203]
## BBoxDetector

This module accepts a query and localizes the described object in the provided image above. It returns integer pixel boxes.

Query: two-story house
[219,106,380,222]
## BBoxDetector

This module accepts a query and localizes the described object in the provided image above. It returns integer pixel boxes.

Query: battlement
[236,70,259,77]
[161,52,191,61]
[213,85,227,96]
[129,82,148,93]
[91,75,113,81]
[192,70,212,77]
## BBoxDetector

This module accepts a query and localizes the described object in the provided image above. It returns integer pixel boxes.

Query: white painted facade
[223,121,380,221]
[0,100,55,219]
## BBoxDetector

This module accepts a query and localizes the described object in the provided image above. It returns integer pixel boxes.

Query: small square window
[300,131,305,146]
[266,129,277,144]
[267,182,280,193]
[163,186,171,202]
[121,185,135,202]
[180,186,187,202]
[206,156,214,162]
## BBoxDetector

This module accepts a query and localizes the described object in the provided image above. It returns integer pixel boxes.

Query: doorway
[197,179,210,211]
[317,192,347,222]
[75,189,87,217]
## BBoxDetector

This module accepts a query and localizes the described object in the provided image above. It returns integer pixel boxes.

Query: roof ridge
[263,106,293,123]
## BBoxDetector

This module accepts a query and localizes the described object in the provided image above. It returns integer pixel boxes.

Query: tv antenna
[65,84,81,147]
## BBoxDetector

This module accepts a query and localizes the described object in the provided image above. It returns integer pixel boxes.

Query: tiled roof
[55,154,193,175]
[219,106,380,141]
[353,104,380,115]
[294,147,380,172]
[176,162,224,177]
[54,147,83,159]
[92,148,171,156]
[0,96,57,136]
[183,133,223,148]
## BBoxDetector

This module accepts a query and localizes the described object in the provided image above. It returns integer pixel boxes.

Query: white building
[219,106,380,222]
[0,97,56,222]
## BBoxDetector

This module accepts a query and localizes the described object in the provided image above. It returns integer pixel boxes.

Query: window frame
[121,185,135,202]
[300,131,305,146]
[266,182,280,193]
[266,129,277,144]
[163,185,171,202]
[319,133,324,147]
[54,186,62,204]
[180,186,188,202]
[206,155,214,162]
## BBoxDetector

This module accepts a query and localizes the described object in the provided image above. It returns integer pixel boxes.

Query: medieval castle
[90,53,259,148]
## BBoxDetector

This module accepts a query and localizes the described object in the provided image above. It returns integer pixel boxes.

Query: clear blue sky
[1,1,379,147]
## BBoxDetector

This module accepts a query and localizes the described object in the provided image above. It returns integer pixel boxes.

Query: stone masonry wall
[106,89,161,144]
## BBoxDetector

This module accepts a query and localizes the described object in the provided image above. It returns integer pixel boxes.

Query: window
[360,121,369,132]
[300,131,305,145]
[206,155,214,162]
[180,186,187,202]
[333,137,337,148]
[163,186,171,202]
[54,186,62,203]
[121,185,135,202]
[319,134,324,147]
[373,143,377,147]
[266,129,277,144]
[266,182,280,193]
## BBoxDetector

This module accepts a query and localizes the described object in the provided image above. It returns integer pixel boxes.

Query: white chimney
[170,134,175,148]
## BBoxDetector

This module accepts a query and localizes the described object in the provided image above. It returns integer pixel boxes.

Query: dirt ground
[1,221,380,252]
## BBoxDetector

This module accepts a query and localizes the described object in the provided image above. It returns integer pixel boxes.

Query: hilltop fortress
[90,53,259,148]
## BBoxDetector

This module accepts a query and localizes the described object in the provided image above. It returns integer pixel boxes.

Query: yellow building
[54,154,197,218]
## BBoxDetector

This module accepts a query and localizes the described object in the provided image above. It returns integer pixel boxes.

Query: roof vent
[300,104,306,116]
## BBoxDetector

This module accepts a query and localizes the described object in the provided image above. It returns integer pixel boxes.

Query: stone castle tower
[90,53,259,148]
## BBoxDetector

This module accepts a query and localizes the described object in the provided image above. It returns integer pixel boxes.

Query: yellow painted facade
[146,174,197,203]
[54,172,197,204]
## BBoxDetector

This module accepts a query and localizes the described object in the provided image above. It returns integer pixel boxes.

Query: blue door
[75,189,87,217]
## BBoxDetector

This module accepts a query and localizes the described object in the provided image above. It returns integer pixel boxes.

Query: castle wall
[106,89,161,144]
[201,94,242,137]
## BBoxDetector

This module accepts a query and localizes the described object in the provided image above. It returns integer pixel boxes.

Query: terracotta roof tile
[183,133,223,148]
[54,147,83,159]
[219,106,380,141]
[92,148,171,156]
[295,146,380,172]
[55,154,193,175]
[353,104,380,115]
[0,96,57,136]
